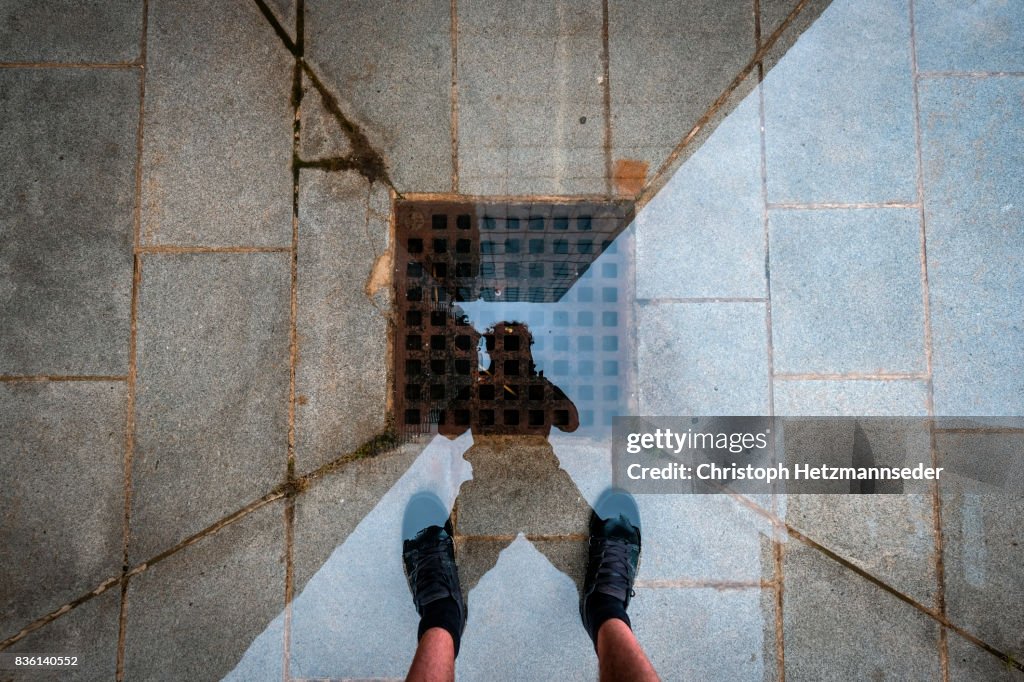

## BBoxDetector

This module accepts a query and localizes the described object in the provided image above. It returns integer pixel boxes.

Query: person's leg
[407,627,455,682]
[596,618,659,682]
[580,489,659,681]
[402,492,466,679]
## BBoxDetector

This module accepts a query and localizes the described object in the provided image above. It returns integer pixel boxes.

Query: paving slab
[914,0,1024,73]
[130,253,290,562]
[782,543,942,680]
[0,68,138,375]
[769,208,925,374]
[0,0,142,63]
[919,77,1024,416]
[124,501,286,682]
[635,495,775,583]
[292,444,421,595]
[458,0,605,196]
[305,0,451,193]
[609,0,756,180]
[0,382,125,640]
[2,587,120,682]
[141,0,293,247]
[939,464,1024,661]
[763,0,917,204]
[947,630,1024,682]
[774,379,929,416]
[635,79,764,299]
[774,390,936,603]
[637,302,770,415]
[294,171,390,476]
[759,0,833,42]
[630,587,778,680]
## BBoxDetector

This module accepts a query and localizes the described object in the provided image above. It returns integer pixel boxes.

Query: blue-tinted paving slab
[769,208,925,374]
[919,77,1024,416]
[783,543,942,680]
[635,83,765,300]
[637,302,770,415]
[914,0,1024,73]
[630,587,778,680]
[635,496,774,583]
[0,68,138,375]
[762,0,917,203]
[774,379,929,416]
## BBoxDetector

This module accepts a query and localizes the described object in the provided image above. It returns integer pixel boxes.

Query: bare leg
[407,627,455,682]
[596,618,659,682]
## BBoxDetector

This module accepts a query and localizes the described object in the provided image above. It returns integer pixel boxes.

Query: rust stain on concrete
[365,248,392,298]
[612,158,648,197]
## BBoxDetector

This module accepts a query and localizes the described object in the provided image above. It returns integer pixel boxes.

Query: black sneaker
[580,488,642,644]
[402,492,466,653]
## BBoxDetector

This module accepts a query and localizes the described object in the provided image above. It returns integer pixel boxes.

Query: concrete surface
[1,0,1022,680]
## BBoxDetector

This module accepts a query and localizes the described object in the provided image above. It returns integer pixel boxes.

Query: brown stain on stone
[612,159,648,197]
[365,248,392,298]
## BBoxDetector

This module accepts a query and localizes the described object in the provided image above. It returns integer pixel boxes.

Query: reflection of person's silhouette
[436,320,593,605]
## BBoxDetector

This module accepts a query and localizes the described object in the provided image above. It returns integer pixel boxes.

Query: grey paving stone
[0,69,138,375]
[635,81,764,299]
[294,171,389,475]
[769,208,925,374]
[774,379,929,416]
[123,501,286,682]
[609,0,756,179]
[292,444,420,595]
[0,382,125,640]
[635,496,775,583]
[948,630,1024,682]
[305,0,451,193]
[630,587,778,680]
[300,73,353,160]
[914,0,1024,72]
[919,77,1024,416]
[940,467,1024,660]
[3,587,120,682]
[783,543,942,681]
[141,0,293,246]
[637,302,770,415]
[130,253,290,562]
[0,0,142,63]
[459,0,605,196]
[762,0,917,203]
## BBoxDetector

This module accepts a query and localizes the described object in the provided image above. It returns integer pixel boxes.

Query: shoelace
[410,537,456,599]
[593,536,637,598]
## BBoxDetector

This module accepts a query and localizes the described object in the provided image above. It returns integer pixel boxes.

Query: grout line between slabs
[116,1,148,677]
[753,1,784,677]
[908,2,947,679]
[284,3,304,678]
[450,0,459,193]
[600,0,613,198]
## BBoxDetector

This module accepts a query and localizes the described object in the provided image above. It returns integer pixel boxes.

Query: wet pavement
[1,0,1023,680]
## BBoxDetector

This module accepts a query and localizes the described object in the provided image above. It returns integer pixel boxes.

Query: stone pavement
[1,0,1022,680]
